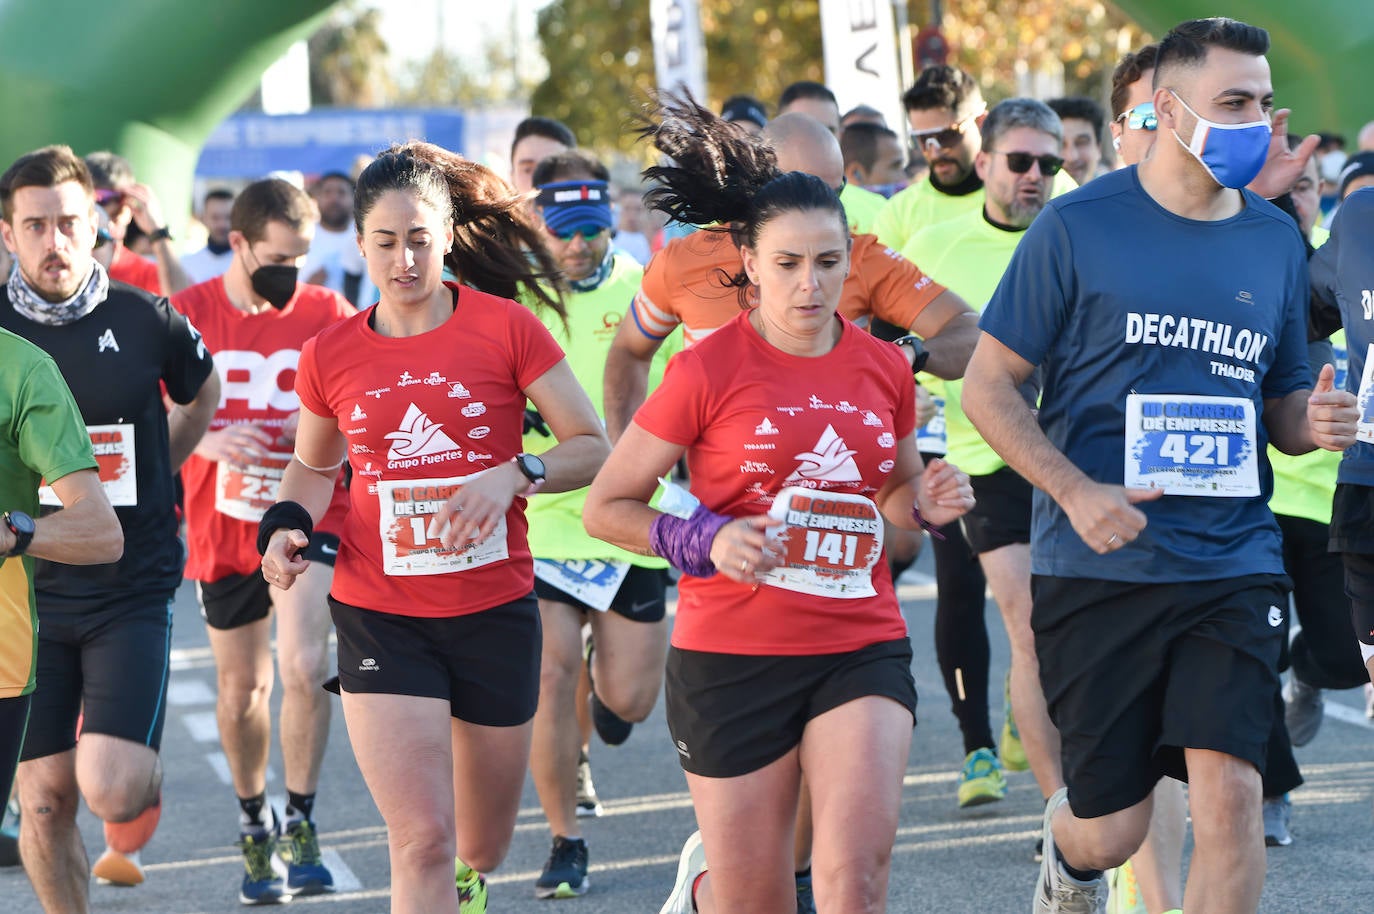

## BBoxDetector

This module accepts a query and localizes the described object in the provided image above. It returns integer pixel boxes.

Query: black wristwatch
[891,335,931,375]
[512,452,547,496]
[147,226,172,243]
[3,510,35,557]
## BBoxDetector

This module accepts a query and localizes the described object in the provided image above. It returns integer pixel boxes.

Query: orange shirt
[110,244,161,295]
[629,229,945,347]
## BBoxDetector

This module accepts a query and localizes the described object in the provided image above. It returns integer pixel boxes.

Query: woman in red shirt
[259,142,609,913]
[584,99,974,914]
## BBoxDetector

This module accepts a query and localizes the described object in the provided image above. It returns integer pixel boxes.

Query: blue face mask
[1169,90,1271,189]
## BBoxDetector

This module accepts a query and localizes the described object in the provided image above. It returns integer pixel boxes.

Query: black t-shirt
[0,280,215,604]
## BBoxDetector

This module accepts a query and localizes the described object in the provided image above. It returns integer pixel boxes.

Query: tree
[308,1,394,108]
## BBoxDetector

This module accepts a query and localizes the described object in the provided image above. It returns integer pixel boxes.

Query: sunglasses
[547,224,607,242]
[94,189,125,208]
[988,150,1065,176]
[909,112,980,151]
[1117,103,1157,131]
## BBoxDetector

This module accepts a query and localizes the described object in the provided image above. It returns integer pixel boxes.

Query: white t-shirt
[301,225,364,301]
[181,246,234,284]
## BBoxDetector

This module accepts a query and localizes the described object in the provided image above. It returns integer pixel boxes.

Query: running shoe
[659,830,707,914]
[576,750,604,818]
[1365,683,1374,719]
[1263,794,1293,847]
[0,799,20,868]
[1001,671,1029,771]
[795,870,816,914]
[1032,788,1107,914]
[1034,838,1044,863]
[278,819,335,895]
[237,829,286,905]
[535,835,590,899]
[92,847,145,886]
[1104,860,1146,914]
[1283,674,1324,747]
[586,641,633,746]
[456,859,488,913]
[958,747,1008,808]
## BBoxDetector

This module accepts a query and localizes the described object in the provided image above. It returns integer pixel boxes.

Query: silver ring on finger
[740,559,750,574]
[1106,533,1119,547]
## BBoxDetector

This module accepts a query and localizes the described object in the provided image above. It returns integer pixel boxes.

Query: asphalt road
[4,552,1372,913]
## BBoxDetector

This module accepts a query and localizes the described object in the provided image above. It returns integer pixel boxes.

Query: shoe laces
[1051,876,1108,913]
[457,870,487,907]
[284,821,323,866]
[238,833,276,882]
[546,836,588,873]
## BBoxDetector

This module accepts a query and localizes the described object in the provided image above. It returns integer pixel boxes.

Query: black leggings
[1278,514,1368,690]
[0,694,31,802]
[927,512,996,755]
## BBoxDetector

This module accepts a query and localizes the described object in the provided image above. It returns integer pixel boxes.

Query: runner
[583,96,974,914]
[0,145,219,914]
[961,18,1357,914]
[523,150,679,900]
[259,141,609,914]
[172,178,356,904]
[82,151,191,295]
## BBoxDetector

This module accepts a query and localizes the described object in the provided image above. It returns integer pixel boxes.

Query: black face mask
[250,264,298,309]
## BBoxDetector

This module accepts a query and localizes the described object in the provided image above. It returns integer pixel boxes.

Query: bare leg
[530,599,587,840]
[271,560,334,797]
[1181,749,1264,914]
[206,618,274,801]
[1130,777,1187,913]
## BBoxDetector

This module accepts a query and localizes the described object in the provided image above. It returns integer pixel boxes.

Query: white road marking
[182,711,220,742]
[167,680,217,706]
[320,849,362,892]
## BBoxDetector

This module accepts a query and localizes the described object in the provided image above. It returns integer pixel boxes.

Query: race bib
[915,395,947,456]
[1355,343,1374,444]
[215,450,292,522]
[758,487,884,599]
[39,423,137,507]
[1124,394,1259,497]
[533,559,631,612]
[376,473,508,576]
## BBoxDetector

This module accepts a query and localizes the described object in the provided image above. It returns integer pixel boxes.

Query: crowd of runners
[0,13,1372,914]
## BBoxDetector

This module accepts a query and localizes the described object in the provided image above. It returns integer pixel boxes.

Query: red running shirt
[634,311,917,655]
[173,278,355,582]
[110,245,162,295]
[295,283,565,618]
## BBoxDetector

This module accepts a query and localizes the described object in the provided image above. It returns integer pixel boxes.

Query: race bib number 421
[1124,394,1259,497]
[759,487,884,598]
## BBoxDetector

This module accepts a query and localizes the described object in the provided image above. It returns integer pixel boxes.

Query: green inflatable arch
[0,0,335,233]
[1114,0,1374,140]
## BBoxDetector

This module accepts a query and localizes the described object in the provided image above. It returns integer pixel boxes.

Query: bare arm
[961,333,1162,553]
[1,469,123,564]
[262,407,347,590]
[872,434,974,530]
[150,237,193,295]
[902,288,980,380]
[583,421,685,555]
[1265,363,1358,455]
[603,315,666,442]
[123,182,192,294]
[167,369,220,472]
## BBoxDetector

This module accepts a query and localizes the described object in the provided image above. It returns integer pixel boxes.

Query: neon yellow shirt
[874,170,1079,253]
[522,253,677,565]
[1269,329,1343,524]
[839,183,887,236]
[903,208,1025,475]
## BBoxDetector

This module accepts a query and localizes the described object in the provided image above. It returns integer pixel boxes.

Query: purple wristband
[649,504,734,578]
[911,503,947,540]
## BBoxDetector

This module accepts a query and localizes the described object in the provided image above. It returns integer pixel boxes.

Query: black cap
[1339,151,1374,199]
[721,95,768,129]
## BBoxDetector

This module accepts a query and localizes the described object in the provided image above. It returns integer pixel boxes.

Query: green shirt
[0,327,97,697]
[522,253,677,565]
[839,183,887,236]
[873,170,1080,253]
[903,208,1025,475]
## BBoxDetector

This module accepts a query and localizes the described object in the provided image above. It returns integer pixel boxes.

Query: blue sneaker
[957,747,1008,808]
[237,828,286,905]
[795,870,816,914]
[278,819,335,896]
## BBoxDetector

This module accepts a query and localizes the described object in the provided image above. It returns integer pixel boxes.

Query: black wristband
[148,226,172,243]
[257,501,313,556]
[891,334,930,375]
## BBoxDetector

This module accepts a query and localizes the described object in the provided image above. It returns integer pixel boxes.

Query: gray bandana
[7,259,110,326]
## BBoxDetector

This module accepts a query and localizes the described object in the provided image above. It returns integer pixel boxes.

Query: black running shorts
[198,532,340,630]
[534,564,669,622]
[329,593,541,727]
[959,465,1032,556]
[1032,573,1288,818]
[664,637,917,778]
[21,590,176,761]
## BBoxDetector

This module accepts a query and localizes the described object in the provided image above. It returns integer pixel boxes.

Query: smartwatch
[3,510,35,557]
[891,335,931,375]
[512,453,547,496]
[147,226,173,243]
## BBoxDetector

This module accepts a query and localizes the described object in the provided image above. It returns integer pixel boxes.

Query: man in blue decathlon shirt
[962,18,1358,914]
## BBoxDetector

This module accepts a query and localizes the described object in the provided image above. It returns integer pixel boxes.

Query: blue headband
[536,180,613,234]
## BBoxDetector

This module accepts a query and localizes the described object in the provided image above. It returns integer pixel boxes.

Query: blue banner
[195,109,465,178]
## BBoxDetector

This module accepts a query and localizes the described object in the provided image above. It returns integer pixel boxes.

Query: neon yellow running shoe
[1001,670,1029,771]
[1105,859,1147,914]
[456,858,488,913]
[957,747,1008,808]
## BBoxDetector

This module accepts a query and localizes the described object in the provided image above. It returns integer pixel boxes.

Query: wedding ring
[740,559,750,573]
[1106,533,1119,547]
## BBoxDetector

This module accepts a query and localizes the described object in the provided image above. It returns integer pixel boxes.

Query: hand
[428,463,524,549]
[1246,109,1320,200]
[708,515,783,584]
[195,423,276,463]
[262,528,310,590]
[523,408,551,437]
[914,458,975,528]
[279,412,300,448]
[1061,479,1163,554]
[122,183,169,236]
[914,383,937,429]
[1308,363,1359,451]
